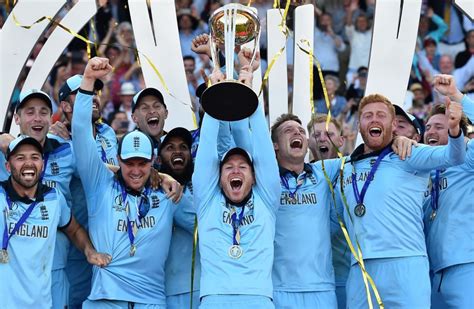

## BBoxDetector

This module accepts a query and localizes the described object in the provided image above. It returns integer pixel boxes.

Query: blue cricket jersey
[0,180,71,309]
[165,183,201,296]
[72,90,175,305]
[66,121,118,305]
[193,104,281,298]
[424,96,474,273]
[273,160,341,292]
[0,135,76,272]
[337,135,465,263]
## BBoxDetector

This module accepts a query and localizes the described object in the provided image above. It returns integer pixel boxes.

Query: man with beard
[422,74,474,308]
[0,89,87,308]
[131,87,168,154]
[336,93,465,308]
[0,136,110,309]
[72,57,177,308]
[55,74,118,166]
[160,127,201,308]
[53,74,119,308]
[193,65,280,308]
[392,105,423,142]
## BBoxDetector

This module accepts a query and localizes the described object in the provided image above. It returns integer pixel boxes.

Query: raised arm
[192,112,220,207]
[71,58,114,203]
[408,100,466,171]
[433,74,474,121]
[249,103,280,204]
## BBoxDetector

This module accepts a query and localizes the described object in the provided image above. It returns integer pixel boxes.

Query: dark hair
[270,113,302,143]
[183,55,195,62]
[428,104,469,136]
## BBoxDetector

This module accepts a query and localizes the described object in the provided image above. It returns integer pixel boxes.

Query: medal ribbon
[120,185,150,252]
[40,153,50,180]
[280,173,305,199]
[230,205,246,246]
[430,170,441,212]
[351,147,392,208]
[2,196,38,251]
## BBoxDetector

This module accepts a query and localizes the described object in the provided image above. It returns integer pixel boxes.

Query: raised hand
[191,34,212,57]
[433,74,464,102]
[446,97,462,136]
[81,57,113,92]
[238,47,260,72]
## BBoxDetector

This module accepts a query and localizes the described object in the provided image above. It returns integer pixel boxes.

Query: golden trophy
[201,3,260,121]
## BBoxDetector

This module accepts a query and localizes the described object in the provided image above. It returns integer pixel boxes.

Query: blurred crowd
[1,0,473,154]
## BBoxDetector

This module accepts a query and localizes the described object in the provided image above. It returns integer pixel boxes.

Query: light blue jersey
[336,135,465,308]
[193,105,280,299]
[0,181,71,309]
[338,136,465,262]
[67,121,118,308]
[165,184,201,297]
[72,90,175,305]
[273,160,341,293]
[0,135,76,308]
[424,139,474,273]
[329,192,350,309]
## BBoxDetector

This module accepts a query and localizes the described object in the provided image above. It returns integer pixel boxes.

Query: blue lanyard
[120,185,150,249]
[280,174,305,198]
[430,170,441,212]
[191,128,200,158]
[40,153,50,180]
[352,147,391,206]
[230,205,245,246]
[2,195,38,251]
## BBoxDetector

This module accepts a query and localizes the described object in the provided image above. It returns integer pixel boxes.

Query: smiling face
[309,121,344,160]
[118,157,152,191]
[394,115,420,141]
[273,120,308,164]
[6,144,43,190]
[159,136,191,176]
[424,114,448,146]
[132,95,168,140]
[63,92,103,123]
[220,154,254,204]
[359,102,396,153]
[14,98,52,146]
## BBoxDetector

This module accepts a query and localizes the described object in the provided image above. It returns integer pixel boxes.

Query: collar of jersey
[1,178,51,204]
[223,189,253,207]
[278,163,313,178]
[43,136,67,154]
[348,142,393,163]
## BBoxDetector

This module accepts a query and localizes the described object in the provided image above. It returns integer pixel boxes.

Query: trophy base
[201,81,259,121]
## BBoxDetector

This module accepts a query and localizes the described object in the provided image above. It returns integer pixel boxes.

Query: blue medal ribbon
[230,205,245,246]
[2,196,38,251]
[40,153,49,180]
[120,185,151,253]
[430,170,441,213]
[280,174,305,199]
[352,147,392,208]
[191,128,200,158]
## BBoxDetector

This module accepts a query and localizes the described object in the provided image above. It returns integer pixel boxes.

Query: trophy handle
[209,34,221,72]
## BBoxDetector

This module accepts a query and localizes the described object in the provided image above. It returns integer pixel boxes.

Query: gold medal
[0,249,9,264]
[228,245,243,259]
[129,244,136,257]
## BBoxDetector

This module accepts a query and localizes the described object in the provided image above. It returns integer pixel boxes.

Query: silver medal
[0,249,9,264]
[129,244,136,257]
[228,245,243,259]
[354,203,366,217]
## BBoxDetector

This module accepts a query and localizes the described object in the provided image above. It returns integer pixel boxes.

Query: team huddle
[0,56,473,309]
